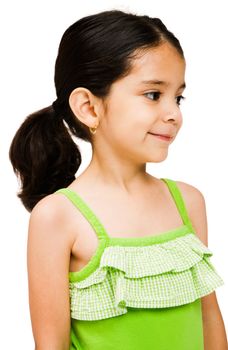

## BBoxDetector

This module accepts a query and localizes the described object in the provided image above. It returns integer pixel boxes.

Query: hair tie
[52,99,63,119]
[52,100,59,113]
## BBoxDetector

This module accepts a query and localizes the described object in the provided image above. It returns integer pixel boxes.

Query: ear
[68,87,101,129]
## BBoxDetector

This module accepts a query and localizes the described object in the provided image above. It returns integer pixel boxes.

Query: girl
[9,9,227,350]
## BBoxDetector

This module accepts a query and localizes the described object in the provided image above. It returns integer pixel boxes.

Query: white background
[1,0,227,348]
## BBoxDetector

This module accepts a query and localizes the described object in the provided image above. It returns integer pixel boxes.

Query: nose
[164,108,182,123]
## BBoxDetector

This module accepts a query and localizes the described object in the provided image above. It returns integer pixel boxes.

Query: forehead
[125,43,186,86]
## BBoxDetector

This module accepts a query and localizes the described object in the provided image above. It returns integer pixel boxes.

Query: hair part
[9,9,184,212]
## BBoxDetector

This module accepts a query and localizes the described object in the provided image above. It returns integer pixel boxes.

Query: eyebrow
[141,79,186,89]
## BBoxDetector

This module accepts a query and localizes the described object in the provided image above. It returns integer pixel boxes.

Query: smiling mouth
[148,133,174,141]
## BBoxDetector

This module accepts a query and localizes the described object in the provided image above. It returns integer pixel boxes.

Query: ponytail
[9,9,184,212]
[9,105,82,212]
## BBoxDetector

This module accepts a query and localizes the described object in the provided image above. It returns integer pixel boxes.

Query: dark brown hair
[9,9,184,212]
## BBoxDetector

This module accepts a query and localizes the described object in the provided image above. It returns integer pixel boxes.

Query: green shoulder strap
[54,188,109,240]
[160,178,195,232]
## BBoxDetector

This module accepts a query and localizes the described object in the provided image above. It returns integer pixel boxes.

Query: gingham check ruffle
[69,232,224,321]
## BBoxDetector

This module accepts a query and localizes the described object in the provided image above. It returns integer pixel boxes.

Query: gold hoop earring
[89,126,98,134]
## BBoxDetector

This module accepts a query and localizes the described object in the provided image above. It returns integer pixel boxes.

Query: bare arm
[27,194,75,350]
[177,181,228,350]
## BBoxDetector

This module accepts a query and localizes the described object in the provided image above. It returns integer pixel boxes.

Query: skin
[68,42,184,193]
[27,42,227,349]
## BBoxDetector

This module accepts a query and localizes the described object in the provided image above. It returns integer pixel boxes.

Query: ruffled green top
[55,178,224,323]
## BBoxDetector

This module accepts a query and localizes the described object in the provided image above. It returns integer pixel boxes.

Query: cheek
[105,113,144,149]
[177,112,183,128]
[105,95,155,140]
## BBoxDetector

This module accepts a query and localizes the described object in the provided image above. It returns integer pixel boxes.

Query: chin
[147,150,169,163]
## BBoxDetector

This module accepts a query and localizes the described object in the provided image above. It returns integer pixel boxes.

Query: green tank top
[55,178,224,350]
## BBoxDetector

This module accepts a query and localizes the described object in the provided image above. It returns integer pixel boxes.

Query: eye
[176,95,186,106]
[144,91,161,101]
[144,92,186,106]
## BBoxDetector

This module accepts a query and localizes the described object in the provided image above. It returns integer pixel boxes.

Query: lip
[148,133,174,141]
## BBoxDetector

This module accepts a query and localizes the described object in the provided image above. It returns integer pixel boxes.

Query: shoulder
[174,180,206,210]
[27,194,74,346]
[174,180,208,246]
[28,192,77,249]
[29,193,69,229]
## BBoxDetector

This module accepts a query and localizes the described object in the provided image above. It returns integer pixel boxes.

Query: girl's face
[97,42,186,164]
